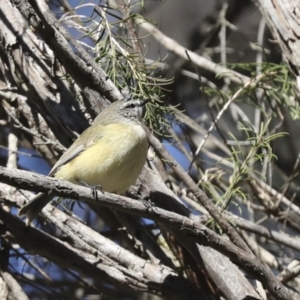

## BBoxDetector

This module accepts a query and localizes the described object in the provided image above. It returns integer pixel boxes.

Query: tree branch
[0,166,292,299]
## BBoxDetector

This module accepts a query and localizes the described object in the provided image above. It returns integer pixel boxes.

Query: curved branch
[0,166,292,300]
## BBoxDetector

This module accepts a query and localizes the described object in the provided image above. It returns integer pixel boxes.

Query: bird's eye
[129,103,135,108]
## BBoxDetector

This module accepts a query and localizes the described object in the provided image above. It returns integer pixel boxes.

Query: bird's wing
[49,124,104,176]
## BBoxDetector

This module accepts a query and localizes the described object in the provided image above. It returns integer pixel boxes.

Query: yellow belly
[55,123,148,194]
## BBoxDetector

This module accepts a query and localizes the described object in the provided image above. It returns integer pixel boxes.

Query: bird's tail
[18,193,54,225]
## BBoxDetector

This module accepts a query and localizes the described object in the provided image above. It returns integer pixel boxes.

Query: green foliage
[221,120,286,210]
[92,6,173,133]
[199,64,292,213]
[229,63,299,118]
[61,3,173,134]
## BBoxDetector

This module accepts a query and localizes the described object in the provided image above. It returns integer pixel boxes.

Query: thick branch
[1,207,201,300]
[0,166,292,299]
[253,0,300,75]
[146,129,251,253]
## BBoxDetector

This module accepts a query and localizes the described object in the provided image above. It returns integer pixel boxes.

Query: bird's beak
[141,99,150,106]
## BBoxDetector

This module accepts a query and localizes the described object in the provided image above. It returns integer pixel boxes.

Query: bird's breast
[55,123,148,194]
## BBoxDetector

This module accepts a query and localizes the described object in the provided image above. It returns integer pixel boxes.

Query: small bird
[18,99,149,225]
